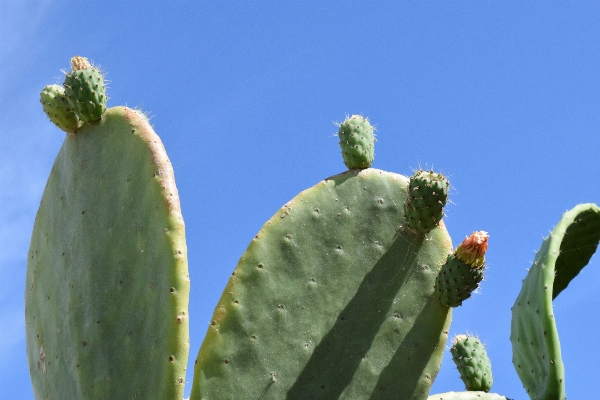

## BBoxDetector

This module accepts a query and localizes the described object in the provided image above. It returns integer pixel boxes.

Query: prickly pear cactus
[191,162,453,398]
[450,334,493,392]
[428,392,511,400]
[337,114,375,169]
[25,106,189,399]
[511,203,600,400]
[40,84,79,133]
[404,170,449,234]
[63,56,107,122]
[435,232,488,308]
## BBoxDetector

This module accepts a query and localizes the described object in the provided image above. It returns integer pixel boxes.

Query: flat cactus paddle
[511,203,600,400]
[428,392,511,400]
[191,168,453,399]
[25,107,189,399]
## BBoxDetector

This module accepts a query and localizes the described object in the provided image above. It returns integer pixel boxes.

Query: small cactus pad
[404,170,449,234]
[338,114,375,169]
[428,392,511,400]
[25,107,189,399]
[40,84,79,133]
[435,232,488,307]
[450,335,493,392]
[64,56,107,122]
[511,203,600,400]
[191,169,453,399]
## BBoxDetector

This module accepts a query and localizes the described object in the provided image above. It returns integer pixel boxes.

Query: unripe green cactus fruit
[428,392,511,400]
[436,231,488,307]
[191,168,453,399]
[450,334,493,392]
[25,107,189,399]
[63,56,107,122]
[511,203,600,400]
[40,84,79,133]
[404,169,449,234]
[338,114,375,169]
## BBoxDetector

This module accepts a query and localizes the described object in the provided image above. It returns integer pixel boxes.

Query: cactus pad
[404,170,449,234]
[40,84,79,133]
[64,57,107,122]
[25,107,189,399]
[338,115,375,169]
[428,392,511,400]
[450,334,493,392]
[191,168,453,399]
[511,203,600,400]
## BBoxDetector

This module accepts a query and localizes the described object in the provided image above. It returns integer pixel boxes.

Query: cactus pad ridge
[64,56,107,122]
[26,107,190,399]
[404,169,450,234]
[190,168,453,399]
[511,203,600,400]
[450,334,493,392]
[338,114,375,169]
[40,84,79,133]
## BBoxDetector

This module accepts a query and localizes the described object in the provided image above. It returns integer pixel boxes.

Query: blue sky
[1,1,599,398]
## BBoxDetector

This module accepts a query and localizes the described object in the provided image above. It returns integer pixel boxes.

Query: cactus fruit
[428,392,511,400]
[511,203,600,400]
[337,114,375,169]
[190,168,453,399]
[450,334,493,392]
[40,84,79,133]
[404,170,450,234]
[435,231,488,307]
[25,106,190,399]
[63,56,107,122]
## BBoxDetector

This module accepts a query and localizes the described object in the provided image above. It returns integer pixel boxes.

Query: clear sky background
[1,1,599,398]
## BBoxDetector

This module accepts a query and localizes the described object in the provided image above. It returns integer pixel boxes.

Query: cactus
[511,203,600,400]
[190,160,453,397]
[63,56,107,122]
[40,84,80,133]
[29,56,600,400]
[404,170,450,234]
[337,114,375,169]
[435,231,488,308]
[428,392,511,400]
[25,104,190,398]
[450,334,493,392]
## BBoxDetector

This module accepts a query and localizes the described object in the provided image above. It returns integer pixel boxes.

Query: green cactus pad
[435,255,484,308]
[338,115,375,169]
[40,84,79,133]
[428,392,511,400]
[64,61,107,122]
[404,170,449,234]
[190,168,453,399]
[450,335,493,392]
[511,203,600,400]
[25,107,189,399]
